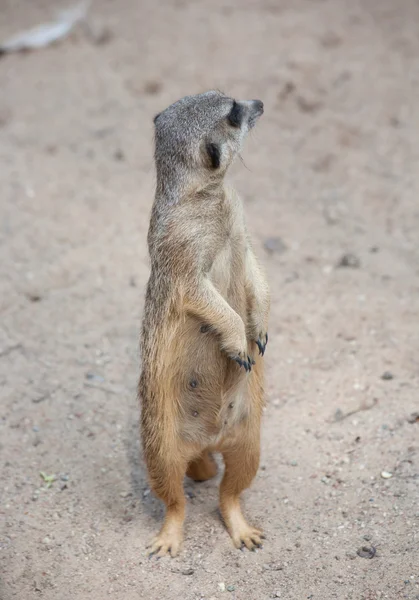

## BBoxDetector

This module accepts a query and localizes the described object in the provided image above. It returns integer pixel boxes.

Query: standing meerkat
[139,90,270,557]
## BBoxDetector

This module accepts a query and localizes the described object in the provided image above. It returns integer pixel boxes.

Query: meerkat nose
[252,99,264,114]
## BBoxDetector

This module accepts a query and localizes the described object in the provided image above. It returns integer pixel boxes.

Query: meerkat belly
[174,314,250,445]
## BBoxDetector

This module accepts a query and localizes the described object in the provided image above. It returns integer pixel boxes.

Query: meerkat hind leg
[219,439,264,550]
[186,451,218,482]
[147,461,186,558]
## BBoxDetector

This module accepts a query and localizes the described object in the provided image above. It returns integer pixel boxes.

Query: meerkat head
[153,90,263,199]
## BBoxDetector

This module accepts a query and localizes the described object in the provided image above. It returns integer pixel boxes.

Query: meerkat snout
[227,98,264,130]
[245,99,264,128]
[241,99,264,115]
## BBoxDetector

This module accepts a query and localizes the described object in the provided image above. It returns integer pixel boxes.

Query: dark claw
[255,332,268,356]
[233,355,252,372]
[233,357,246,370]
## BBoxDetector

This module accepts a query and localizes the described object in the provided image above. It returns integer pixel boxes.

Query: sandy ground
[1,0,419,598]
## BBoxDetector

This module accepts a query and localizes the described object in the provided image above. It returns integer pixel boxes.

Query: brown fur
[139,91,270,556]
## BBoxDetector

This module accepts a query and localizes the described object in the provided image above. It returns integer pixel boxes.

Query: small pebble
[357,546,376,559]
[182,568,194,576]
[290,460,298,467]
[32,426,39,432]
[226,585,235,592]
[363,534,372,541]
[381,371,394,381]
[337,253,360,268]
[26,292,42,302]
[60,473,69,482]
[218,583,226,592]
[85,372,105,383]
[34,578,42,592]
[381,471,393,479]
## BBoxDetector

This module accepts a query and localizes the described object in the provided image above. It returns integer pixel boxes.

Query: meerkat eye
[206,142,221,169]
[227,101,243,128]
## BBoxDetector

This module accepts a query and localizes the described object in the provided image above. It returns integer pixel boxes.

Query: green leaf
[39,471,55,487]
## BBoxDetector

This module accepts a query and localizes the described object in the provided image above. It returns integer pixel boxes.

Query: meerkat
[139,90,270,557]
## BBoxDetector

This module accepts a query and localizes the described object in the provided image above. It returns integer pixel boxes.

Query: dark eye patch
[227,101,243,128]
[207,142,221,169]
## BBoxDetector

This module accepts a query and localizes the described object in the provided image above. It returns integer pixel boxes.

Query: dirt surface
[1,0,419,598]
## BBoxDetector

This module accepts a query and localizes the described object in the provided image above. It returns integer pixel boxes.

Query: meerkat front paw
[221,324,254,372]
[255,332,268,356]
[248,311,269,357]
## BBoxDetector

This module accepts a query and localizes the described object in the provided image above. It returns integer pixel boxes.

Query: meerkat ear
[206,142,221,169]
[153,112,161,124]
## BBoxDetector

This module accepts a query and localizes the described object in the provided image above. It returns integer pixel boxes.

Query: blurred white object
[0,2,90,53]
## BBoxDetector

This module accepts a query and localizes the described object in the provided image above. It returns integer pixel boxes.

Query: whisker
[238,153,251,171]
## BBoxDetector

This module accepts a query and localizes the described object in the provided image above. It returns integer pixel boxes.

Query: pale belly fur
[175,235,250,446]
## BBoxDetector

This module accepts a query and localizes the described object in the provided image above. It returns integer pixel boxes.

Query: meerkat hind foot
[230,521,264,551]
[222,500,264,551]
[148,525,183,558]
